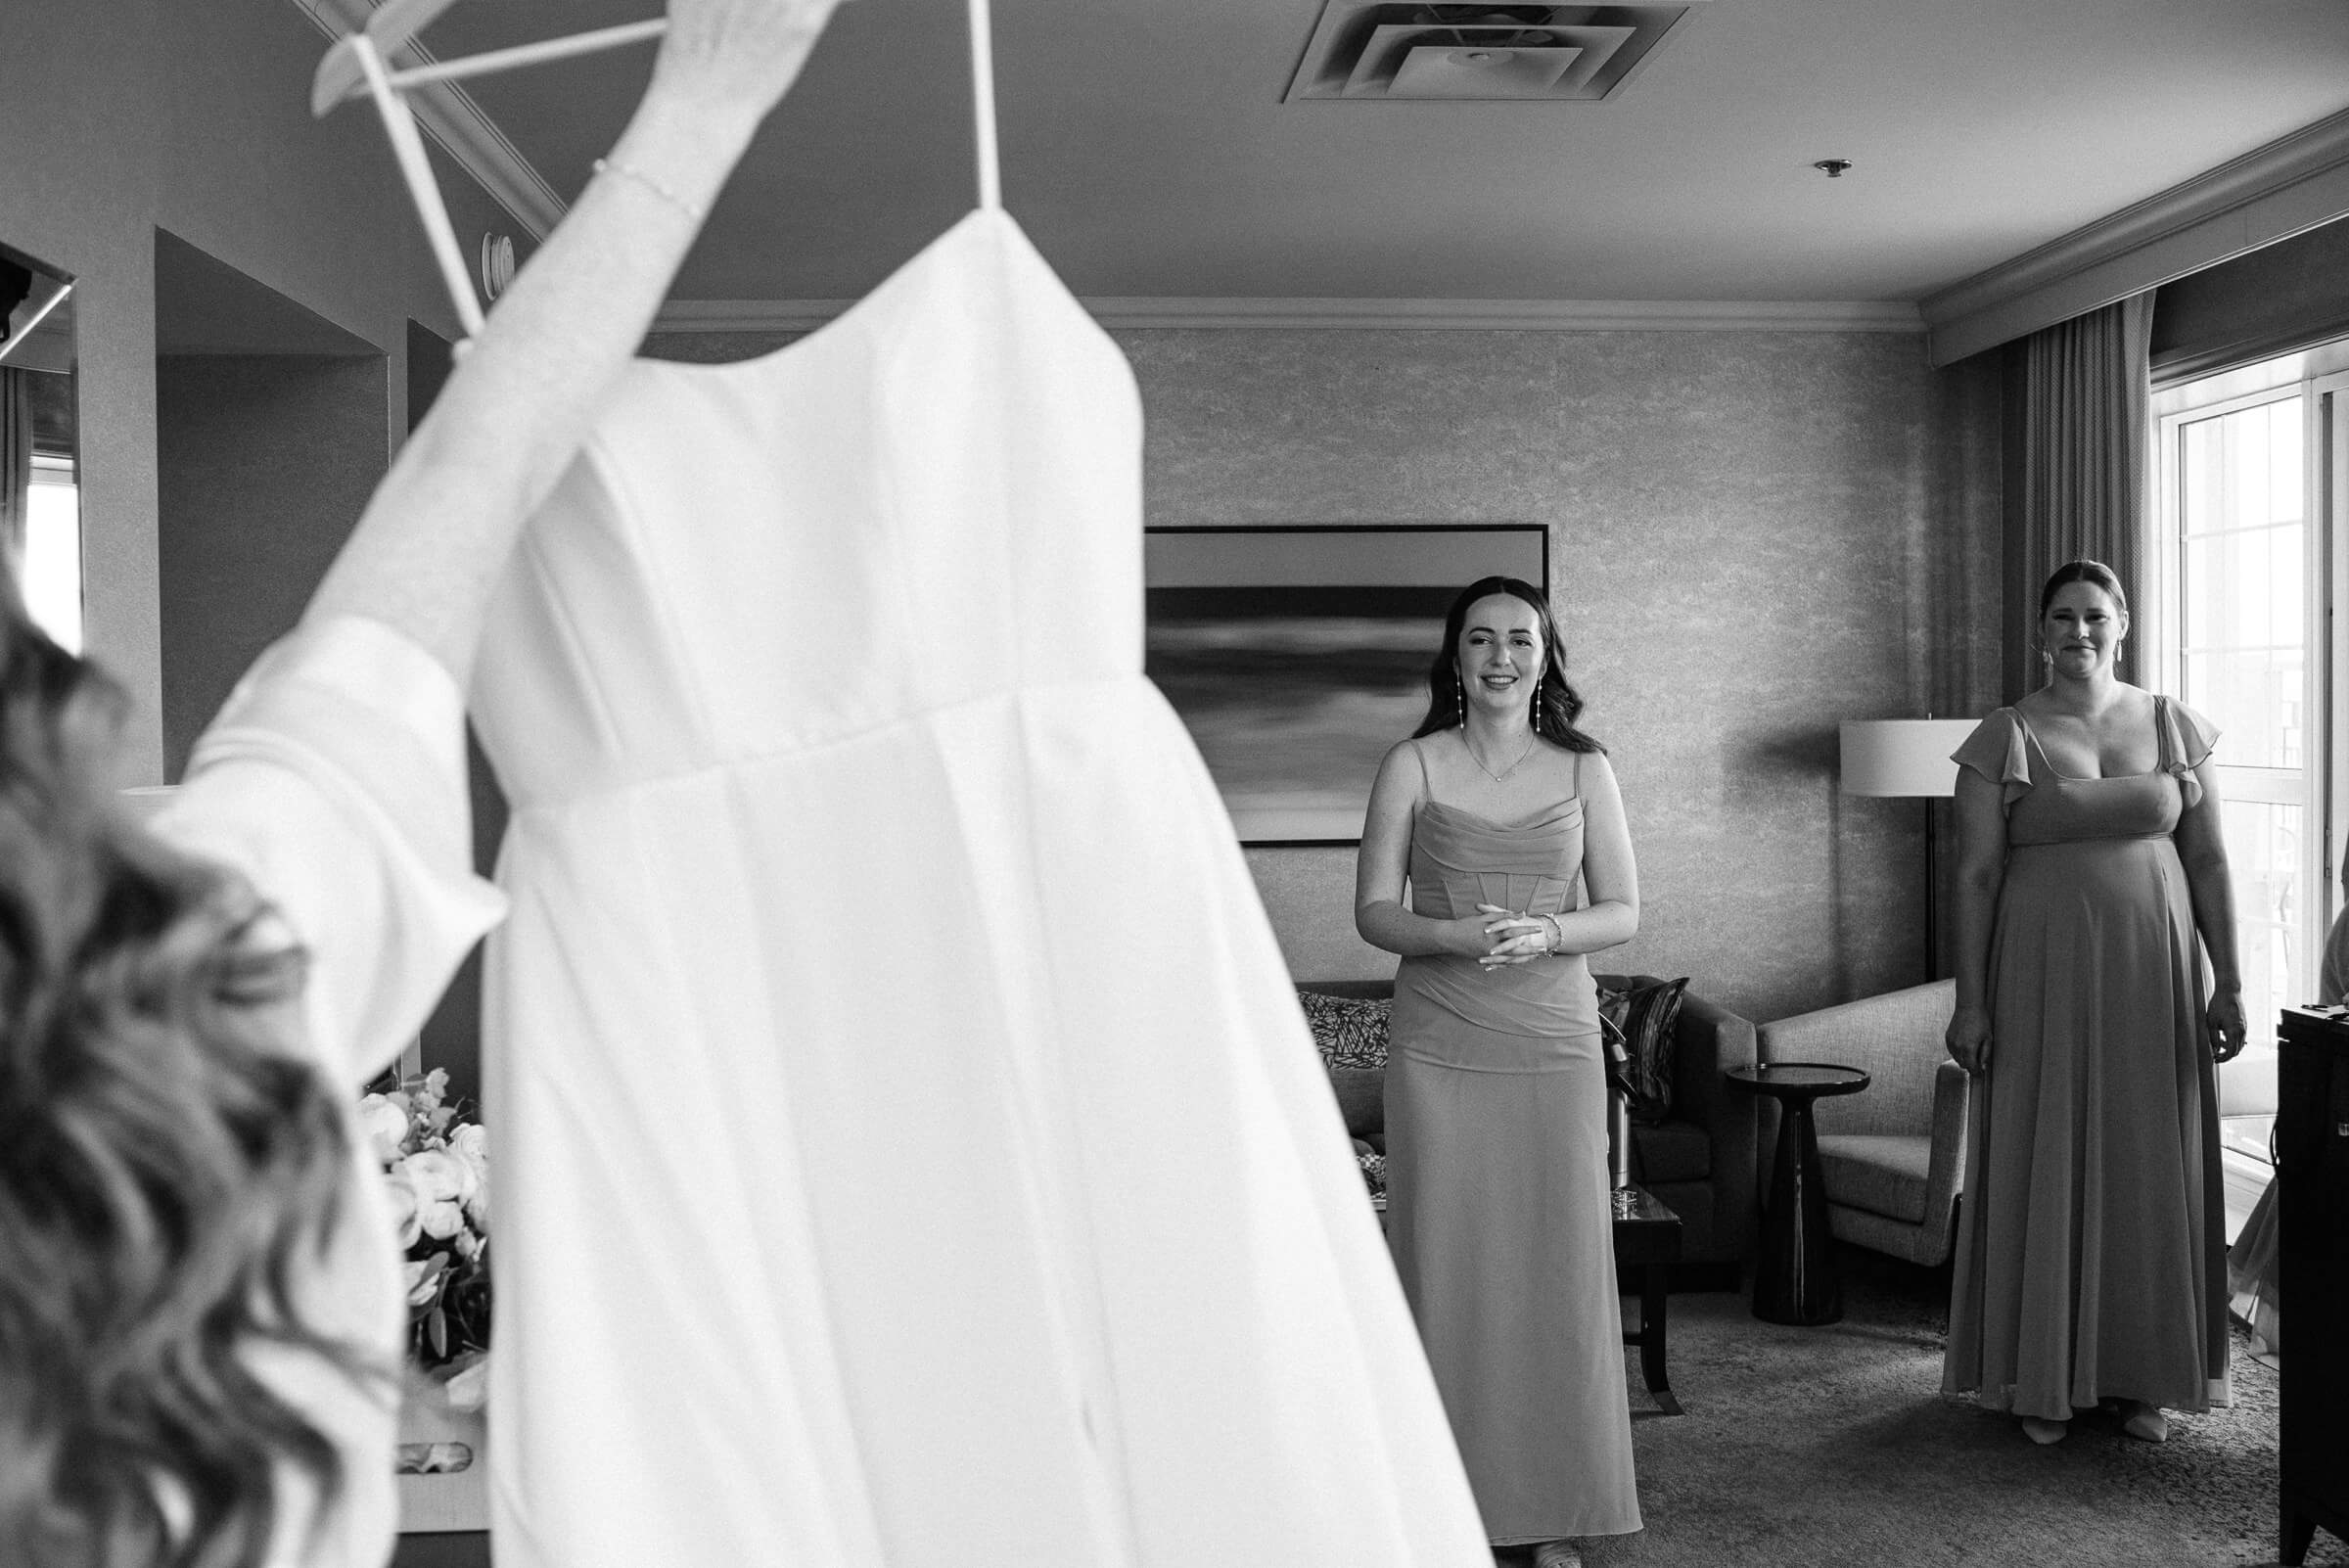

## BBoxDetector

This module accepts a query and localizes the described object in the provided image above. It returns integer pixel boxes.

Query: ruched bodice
[1395,792,1598,1059]
[1962,699,2209,848]
[470,210,1143,812]
[1407,799,1586,920]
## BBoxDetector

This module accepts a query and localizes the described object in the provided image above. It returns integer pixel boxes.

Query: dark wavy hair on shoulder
[0,592,382,1568]
[1411,576,1605,754]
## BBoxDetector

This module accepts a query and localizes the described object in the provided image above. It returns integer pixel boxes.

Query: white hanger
[315,0,990,341]
[310,0,671,340]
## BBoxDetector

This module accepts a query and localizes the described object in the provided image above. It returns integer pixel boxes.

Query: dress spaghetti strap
[1572,747,1583,799]
[967,0,1001,210]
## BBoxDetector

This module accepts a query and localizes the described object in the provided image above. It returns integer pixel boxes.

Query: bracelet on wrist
[592,157,708,224]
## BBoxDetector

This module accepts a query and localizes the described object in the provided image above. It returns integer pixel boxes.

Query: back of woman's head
[0,594,372,1567]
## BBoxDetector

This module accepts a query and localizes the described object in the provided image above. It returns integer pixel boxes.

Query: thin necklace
[1464,727,1536,783]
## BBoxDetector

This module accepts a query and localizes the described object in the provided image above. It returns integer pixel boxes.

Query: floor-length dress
[461,10,1489,1564]
[1383,747,1641,1544]
[1943,698,2233,1419]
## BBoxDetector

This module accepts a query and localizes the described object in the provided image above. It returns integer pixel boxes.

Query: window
[2150,339,2349,1102]
[24,451,80,653]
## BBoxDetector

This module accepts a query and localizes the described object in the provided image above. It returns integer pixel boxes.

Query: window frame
[2148,339,2349,1054]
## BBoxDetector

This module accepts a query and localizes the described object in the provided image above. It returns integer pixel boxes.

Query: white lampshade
[1839,719,1978,798]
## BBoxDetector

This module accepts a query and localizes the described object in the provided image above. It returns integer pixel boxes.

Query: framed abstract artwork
[1144,524,1548,845]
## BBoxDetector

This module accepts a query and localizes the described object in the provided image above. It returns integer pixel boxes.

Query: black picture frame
[1143,524,1549,846]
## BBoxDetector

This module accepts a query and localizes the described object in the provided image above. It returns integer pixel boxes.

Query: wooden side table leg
[1641,1261,1681,1416]
[1753,1096,1843,1325]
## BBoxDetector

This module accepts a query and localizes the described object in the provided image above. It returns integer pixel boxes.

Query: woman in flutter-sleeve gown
[1942,560,2244,1447]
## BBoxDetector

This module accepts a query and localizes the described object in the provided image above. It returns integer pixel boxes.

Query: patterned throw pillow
[1598,977,1689,1126]
[1355,1145,1388,1201]
[1297,990,1391,1072]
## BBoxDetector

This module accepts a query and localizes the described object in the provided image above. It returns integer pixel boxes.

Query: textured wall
[645,323,2004,1025]
[156,354,387,778]
[1137,329,2003,1024]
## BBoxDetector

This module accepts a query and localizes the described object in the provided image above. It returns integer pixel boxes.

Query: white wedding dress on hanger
[469,7,1491,1562]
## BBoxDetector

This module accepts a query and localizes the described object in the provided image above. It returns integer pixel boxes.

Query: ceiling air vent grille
[1283,4,1705,102]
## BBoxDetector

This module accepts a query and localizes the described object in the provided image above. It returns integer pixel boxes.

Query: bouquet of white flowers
[359,1068,491,1374]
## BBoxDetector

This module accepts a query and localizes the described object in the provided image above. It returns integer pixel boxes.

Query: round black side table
[1725,1062,1871,1325]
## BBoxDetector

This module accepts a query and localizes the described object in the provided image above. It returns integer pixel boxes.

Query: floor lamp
[1840,719,1977,978]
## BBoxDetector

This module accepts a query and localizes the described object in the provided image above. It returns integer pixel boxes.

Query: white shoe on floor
[2120,1402,2169,1443]
[1532,1542,1585,1568]
[2019,1415,2069,1445]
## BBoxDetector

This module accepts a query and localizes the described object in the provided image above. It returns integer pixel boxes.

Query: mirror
[0,241,81,651]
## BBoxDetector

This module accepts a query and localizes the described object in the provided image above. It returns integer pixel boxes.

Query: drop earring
[1534,680,1543,729]
[1453,669,1464,722]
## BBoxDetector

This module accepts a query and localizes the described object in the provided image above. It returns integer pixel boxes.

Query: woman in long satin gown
[1355,576,1644,1567]
[1943,559,2246,1447]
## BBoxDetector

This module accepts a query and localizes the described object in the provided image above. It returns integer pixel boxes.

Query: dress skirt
[1385,1001,1641,1544]
[1943,831,2231,1419]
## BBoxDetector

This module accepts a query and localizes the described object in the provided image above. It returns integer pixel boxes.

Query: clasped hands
[1464,903,1560,969]
[1943,991,2248,1074]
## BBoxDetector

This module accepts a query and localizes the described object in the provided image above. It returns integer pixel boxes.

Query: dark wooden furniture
[1726,1062,1871,1326]
[1754,981,1967,1268]
[2276,1005,2349,1566]
[1613,1184,1684,1415]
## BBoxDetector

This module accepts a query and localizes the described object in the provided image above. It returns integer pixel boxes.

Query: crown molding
[654,295,1926,336]
[287,0,565,241]
[1921,106,2349,366]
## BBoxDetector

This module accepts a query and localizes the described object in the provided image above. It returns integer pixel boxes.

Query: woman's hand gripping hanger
[309,0,673,346]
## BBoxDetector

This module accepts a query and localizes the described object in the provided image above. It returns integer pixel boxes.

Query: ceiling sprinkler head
[1813,159,1854,178]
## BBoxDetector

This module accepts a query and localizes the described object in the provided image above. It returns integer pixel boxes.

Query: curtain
[0,367,29,567]
[2017,292,2153,672]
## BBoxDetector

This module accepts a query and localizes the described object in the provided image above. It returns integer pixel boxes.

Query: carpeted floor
[1510,1247,2344,1568]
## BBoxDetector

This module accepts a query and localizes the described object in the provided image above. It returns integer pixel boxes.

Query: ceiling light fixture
[1813,159,1854,178]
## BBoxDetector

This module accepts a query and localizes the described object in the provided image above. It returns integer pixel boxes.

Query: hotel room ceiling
[405,0,2349,306]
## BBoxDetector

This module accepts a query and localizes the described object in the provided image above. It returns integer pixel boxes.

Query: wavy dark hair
[0,591,380,1568]
[1410,576,1604,754]
[2038,558,2130,619]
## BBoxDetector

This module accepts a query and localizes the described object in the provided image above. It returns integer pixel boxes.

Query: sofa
[1298,975,1758,1270]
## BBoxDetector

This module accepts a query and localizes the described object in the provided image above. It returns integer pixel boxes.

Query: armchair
[1754,979,1966,1268]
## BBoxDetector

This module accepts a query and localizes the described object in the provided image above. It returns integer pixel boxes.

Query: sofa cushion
[1628,1117,1710,1185]
[1327,1067,1385,1140]
[1599,976,1688,1125]
[1818,1132,1930,1224]
[1298,990,1391,1071]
